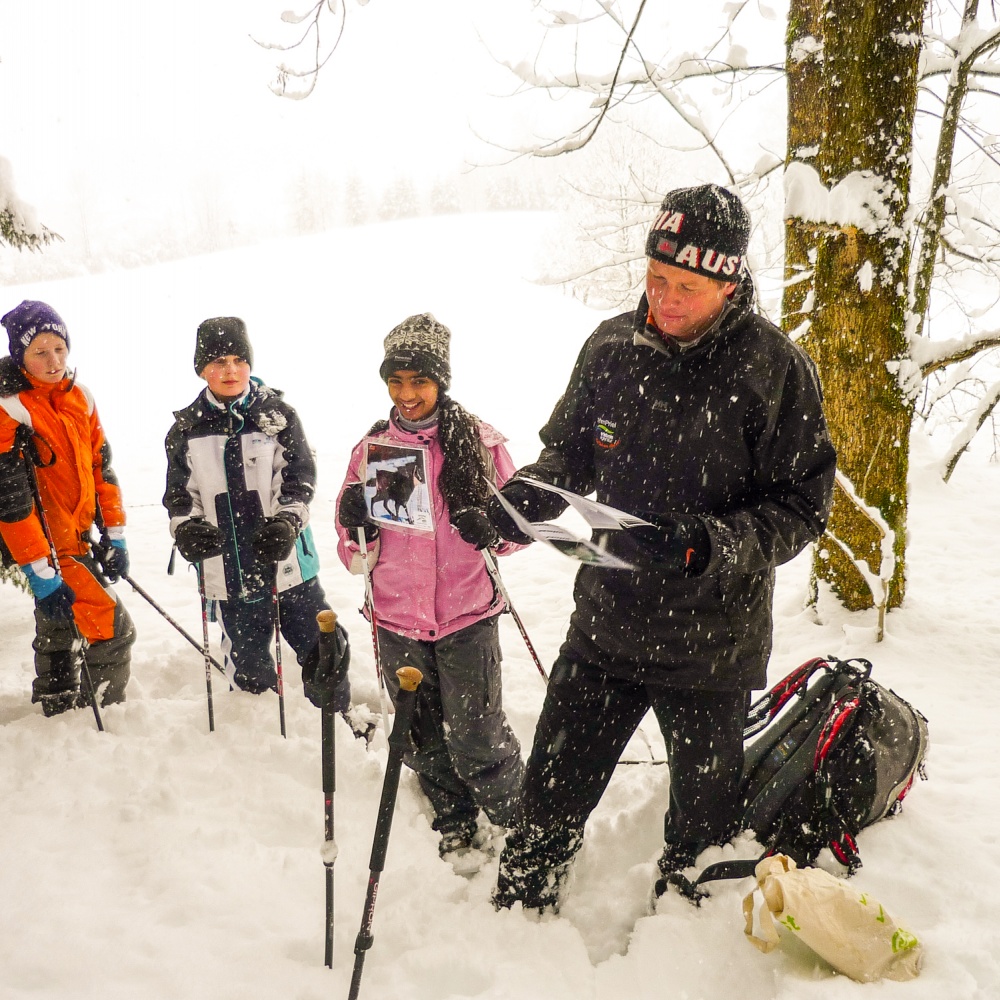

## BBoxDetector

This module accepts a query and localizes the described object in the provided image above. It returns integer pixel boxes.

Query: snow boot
[491,825,581,913]
[438,817,479,867]
[233,671,277,695]
[652,841,708,906]
[341,703,380,745]
[439,820,507,877]
[38,688,80,717]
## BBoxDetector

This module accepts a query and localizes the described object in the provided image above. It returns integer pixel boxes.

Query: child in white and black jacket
[163,316,349,707]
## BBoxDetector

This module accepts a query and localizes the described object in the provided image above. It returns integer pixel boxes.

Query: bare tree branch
[256,0,348,99]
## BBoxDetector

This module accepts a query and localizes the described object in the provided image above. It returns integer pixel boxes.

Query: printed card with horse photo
[361,439,434,533]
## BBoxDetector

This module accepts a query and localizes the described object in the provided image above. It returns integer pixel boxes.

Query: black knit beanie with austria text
[644,183,750,281]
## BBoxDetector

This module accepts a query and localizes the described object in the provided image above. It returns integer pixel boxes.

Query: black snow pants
[32,556,135,714]
[377,615,525,837]
[217,576,348,709]
[495,654,748,907]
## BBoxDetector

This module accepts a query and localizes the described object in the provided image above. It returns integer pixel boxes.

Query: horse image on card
[362,439,433,533]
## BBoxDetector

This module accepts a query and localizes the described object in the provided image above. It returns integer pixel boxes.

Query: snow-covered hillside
[1,213,998,1000]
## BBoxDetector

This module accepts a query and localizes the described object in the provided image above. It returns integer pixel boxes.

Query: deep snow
[1,213,999,1000]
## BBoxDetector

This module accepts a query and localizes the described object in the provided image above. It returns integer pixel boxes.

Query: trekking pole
[356,528,392,743]
[348,665,422,1000]
[273,577,287,739]
[121,573,227,677]
[17,431,103,731]
[317,609,340,968]
[196,564,216,733]
[482,549,548,682]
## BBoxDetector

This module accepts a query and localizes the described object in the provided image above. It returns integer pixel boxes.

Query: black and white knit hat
[379,313,451,391]
[645,183,750,281]
[193,316,253,374]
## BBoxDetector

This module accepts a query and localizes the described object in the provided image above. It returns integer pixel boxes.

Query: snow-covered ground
[1,213,998,999]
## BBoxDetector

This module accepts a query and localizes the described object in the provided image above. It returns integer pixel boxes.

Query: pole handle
[317,609,338,633]
[396,666,422,693]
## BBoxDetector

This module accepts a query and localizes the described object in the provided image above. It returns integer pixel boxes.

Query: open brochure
[486,480,634,570]
[518,477,655,530]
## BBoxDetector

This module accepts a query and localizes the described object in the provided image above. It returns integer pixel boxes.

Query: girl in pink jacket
[336,314,524,862]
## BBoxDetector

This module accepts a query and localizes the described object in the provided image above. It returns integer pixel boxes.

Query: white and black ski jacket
[517,279,837,691]
[163,379,320,602]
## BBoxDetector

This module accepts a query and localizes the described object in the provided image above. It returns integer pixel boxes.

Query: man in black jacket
[488,184,837,910]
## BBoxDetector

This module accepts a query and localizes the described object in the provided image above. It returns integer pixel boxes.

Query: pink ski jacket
[335,413,520,642]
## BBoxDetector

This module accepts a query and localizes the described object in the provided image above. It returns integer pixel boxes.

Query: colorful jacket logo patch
[595,417,621,450]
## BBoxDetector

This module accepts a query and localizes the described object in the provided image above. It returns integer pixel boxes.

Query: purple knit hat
[1,300,70,367]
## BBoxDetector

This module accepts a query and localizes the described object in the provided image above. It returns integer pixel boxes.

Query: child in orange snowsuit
[0,300,135,716]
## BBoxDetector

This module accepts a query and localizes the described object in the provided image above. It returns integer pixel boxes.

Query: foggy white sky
[0,1,522,224]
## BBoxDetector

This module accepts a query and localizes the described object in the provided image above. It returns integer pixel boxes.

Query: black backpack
[670,656,929,898]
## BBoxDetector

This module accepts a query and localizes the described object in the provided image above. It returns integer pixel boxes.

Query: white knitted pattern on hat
[383,313,451,365]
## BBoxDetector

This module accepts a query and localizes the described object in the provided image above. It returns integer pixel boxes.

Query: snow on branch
[0,157,58,252]
[825,470,896,640]
[498,51,781,95]
[940,377,1000,481]
[491,1,779,163]
[257,0,348,99]
[913,329,1000,377]
[919,20,1000,81]
[783,162,896,234]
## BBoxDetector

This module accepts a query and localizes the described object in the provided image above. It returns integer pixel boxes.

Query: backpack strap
[663,856,767,904]
[814,692,862,768]
[829,831,862,874]
[744,656,831,738]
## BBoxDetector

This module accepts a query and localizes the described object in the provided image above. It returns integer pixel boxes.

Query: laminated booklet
[362,439,433,533]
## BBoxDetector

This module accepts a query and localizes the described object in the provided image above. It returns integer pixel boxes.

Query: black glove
[36,580,77,621]
[302,621,351,708]
[174,517,225,563]
[452,508,499,550]
[95,536,129,583]
[486,478,566,545]
[609,514,710,575]
[338,483,379,542]
[252,512,300,563]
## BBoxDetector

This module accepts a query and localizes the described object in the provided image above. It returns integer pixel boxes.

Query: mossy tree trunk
[782,0,924,611]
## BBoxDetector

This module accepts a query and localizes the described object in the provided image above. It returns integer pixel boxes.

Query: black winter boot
[32,646,82,717]
[233,671,277,695]
[491,824,582,913]
[652,841,708,904]
[39,689,80,717]
[438,817,478,858]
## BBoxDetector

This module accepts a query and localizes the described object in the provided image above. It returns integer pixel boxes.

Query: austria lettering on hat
[645,183,751,281]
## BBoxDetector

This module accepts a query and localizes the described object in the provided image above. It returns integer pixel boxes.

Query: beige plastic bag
[743,855,923,983]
